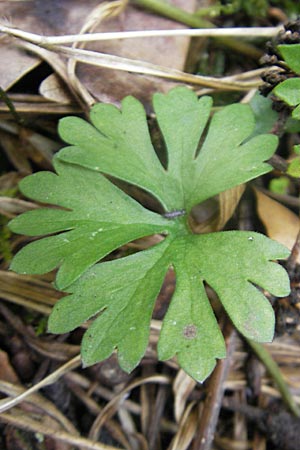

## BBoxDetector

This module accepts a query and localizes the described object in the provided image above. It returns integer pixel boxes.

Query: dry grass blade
[0,24,261,91]
[0,24,283,45]
[214,436,253,449]
[66,1,128,107]
[168,401,198,450]
[24,336,80,362]
[0,380,78,434]
[89,375,171,441]
[0,354,81,413]
[0,270,60,314]
[66,376,135,449]
[190,185,245,234]
[65,371,142,416]
[0,409,125,450]
[0,101,81,115]
[173,369,196,423]
[247,339,300,417]
[46,45,261,90]
[15,40,87,113]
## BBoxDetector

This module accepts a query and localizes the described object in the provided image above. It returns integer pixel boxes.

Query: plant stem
[247,339,300,417]
[131,0,263,59]
[0,86,24,125]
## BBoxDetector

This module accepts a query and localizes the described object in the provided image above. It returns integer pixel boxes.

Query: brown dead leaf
[0,270,60,314]
[0,42,40,91]
[254,189,300,253]
[76,0,197,105]
[190,185,245,234]
[39,74,73,104]
[0,0,100,95]
[217,185,245,230]
[0,350,19,384]
[0,0,196,105]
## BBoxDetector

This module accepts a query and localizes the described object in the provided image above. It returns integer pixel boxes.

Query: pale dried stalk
[0,410,124,450]
[0,354,81,413]
[0,24,262,90]
[56,45,260,90]
[0,102,81,114]
[89,375,171,440]
[173,369,196,423]
[65,372,141,415]
[168,401,198,450]
[67,1,128,107]
[0,291,53,314]
[0,380,78,434]
[0,24,283,45]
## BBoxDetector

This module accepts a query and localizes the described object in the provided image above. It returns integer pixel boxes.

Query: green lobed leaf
[273,45,300,119]
[57,96,172,210]
[49,239,171,372]
[48,230,289,382]
[158,236,227,381]
[249,92,279,136]
[287,158,300,177]
[58,87,277,212]
[189,232,290,341]
[273,78,300,109]
[278,44,300,74]
[269,176,289,194]
[9,158,172,289]
[292,104,300,120]
[9,86,290,382]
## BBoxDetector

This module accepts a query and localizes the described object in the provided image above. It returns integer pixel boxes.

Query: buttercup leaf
[49,239,170,372]
[58,87,277,212]
[10,158,172,289]
[273,78,300,117]
[9,87,290,382]
[273,44,300,119]
[278,43,300,74]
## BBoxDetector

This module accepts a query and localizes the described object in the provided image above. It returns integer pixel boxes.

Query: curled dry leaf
[254,188,300,257]
[190,185,245,233]
[173,369,196,423]
[39,73,74,104]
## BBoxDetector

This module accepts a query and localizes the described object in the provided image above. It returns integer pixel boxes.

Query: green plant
[9,87,290,382]
[273,44,300,119]
[270,43,300,176]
